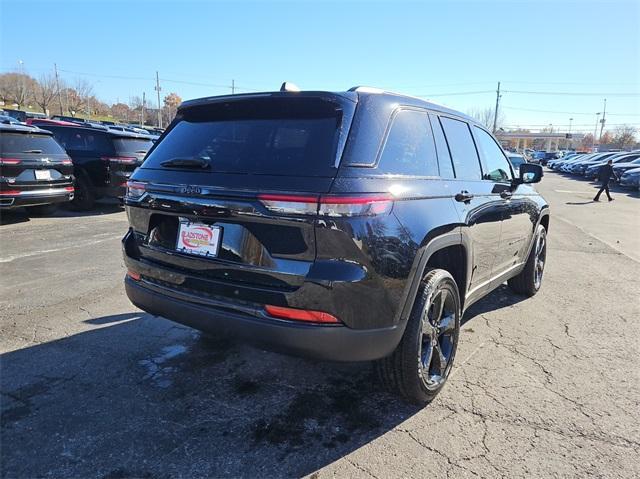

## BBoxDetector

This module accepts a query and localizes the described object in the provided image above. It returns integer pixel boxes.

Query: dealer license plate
[176,219,222,258]
[35,170,53,180]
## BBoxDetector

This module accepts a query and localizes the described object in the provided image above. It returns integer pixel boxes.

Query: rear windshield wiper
[22,149,43,154]
[160,157,210,169]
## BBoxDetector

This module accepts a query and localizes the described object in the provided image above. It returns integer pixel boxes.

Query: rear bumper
[0,187,74,208]
[125,276,404,362]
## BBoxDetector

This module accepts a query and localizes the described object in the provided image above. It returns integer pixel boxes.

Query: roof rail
[348,86,385,94]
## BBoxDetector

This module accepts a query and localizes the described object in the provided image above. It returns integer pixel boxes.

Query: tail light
[64,186,74,192]
[127,269,141,281]
[264,304,341,324]
[258,193,393,217]
[126,181,146,199]
[62,159,72,165]
[0,190,21,196]
[0,158,21,165]
[101,156,137,165]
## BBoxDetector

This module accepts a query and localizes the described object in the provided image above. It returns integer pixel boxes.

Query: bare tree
[467,106,504,130]
[66,78,94,116]
[1,73,36,109]
[33,74,58,114]
[611,125,637,150]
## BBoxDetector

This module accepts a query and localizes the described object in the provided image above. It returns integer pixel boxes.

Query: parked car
[43,124,154,210]
[619,167,640,190]
[1,109,27,123]
[584,153,640,179]
[612,158,640,181]
[0,114,23,125]
[558,153,596,172]
[567,152,619,175]
[121,87,549,404]
[506,153,527,176]
[51,115,88,125]
[0,122,74,214]
[548,153,581,169]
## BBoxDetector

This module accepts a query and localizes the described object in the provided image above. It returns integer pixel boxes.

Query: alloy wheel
[420,288,456,390]
[534,230,546,290]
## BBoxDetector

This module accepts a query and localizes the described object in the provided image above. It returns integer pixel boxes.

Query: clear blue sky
[1,0,639,133]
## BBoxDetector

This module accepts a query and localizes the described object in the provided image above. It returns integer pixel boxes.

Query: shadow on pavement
[2,286,524,478]
[462,284,526,325]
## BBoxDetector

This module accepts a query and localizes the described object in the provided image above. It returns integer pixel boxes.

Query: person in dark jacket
[594,159,614,202]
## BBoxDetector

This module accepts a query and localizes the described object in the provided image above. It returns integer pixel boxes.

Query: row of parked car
[0,117,156,214]
[547,150,640,190]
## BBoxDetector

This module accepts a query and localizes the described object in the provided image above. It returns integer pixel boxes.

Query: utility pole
[492,81,501,133]
[599,98,607,143]
[568,118,573,150]
[155,71,162,128]
[54,63,64,115]
[141,91,146,127]
[231,79,235,94]
[593,112,600,151]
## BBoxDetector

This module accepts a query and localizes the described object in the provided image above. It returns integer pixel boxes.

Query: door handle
[455,191,474,203]
[500,190,513,199]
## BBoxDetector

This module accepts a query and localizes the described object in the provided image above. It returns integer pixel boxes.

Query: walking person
[594,159,614,202]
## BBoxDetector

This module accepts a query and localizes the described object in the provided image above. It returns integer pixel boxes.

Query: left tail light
[0,158,21,165]
[126,181,146,199]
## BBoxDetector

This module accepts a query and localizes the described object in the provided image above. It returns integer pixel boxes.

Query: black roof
[0,123,53,135]
[178,87,478,125]
[40,123,155,140]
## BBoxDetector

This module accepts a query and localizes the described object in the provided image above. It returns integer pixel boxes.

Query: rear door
[126,94,355,290]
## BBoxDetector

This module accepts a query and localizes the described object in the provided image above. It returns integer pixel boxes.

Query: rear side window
[440,117,482,180]
[0,132,66,155]
[48,128,113,155]
[376,109,438,176]
[113,138,153,155]
[429,114,455,179]
[142,98,343,176]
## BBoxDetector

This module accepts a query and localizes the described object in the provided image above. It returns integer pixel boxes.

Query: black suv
[42,124,154,210]
[122,88,549,404]
[0,123,74,214]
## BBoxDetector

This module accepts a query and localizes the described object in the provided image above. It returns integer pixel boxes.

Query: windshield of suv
[0,132,66,155]
[142,97,343,176]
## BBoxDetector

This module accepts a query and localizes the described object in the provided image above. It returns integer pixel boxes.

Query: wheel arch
[397,229,470,322]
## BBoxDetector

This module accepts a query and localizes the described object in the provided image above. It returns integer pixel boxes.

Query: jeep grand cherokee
[122,86,549,404]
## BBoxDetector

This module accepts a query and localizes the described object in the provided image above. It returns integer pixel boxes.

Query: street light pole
[568,118,573,150]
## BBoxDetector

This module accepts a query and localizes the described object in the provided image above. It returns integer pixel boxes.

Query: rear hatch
[125,93,357,291]
[106,135,154,187]
[0,128,73,200]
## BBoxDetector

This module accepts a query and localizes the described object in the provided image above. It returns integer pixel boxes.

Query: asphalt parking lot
[1,172,639,478]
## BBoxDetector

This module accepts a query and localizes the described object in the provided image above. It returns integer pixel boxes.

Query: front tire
[508,224,547,296]
[377,268,461,405]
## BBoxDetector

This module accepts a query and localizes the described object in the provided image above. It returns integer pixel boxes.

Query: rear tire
[68,172,95,211]
[24,203,58,216]
[376,268,461,405]
[508,224,547,297]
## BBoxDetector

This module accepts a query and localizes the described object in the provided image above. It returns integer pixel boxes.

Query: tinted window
[473,127,513,182]
[439,117,482,180]
[113,138,153,155]
[429,114,455,179]
[376,109,437,176]
[0,132,66,155]
[48,128,112,154]
[142,98,342,176]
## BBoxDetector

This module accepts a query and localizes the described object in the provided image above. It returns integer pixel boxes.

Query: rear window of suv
[0,132,66,155]
[141,97,343,176]
[113,138,153,155]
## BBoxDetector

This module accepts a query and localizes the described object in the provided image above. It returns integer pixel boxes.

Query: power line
[502,106,640,117]
[415,90,494,97]
[503,89,640,97]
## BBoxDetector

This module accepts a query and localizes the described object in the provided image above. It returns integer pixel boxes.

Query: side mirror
[516,163,543,184]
